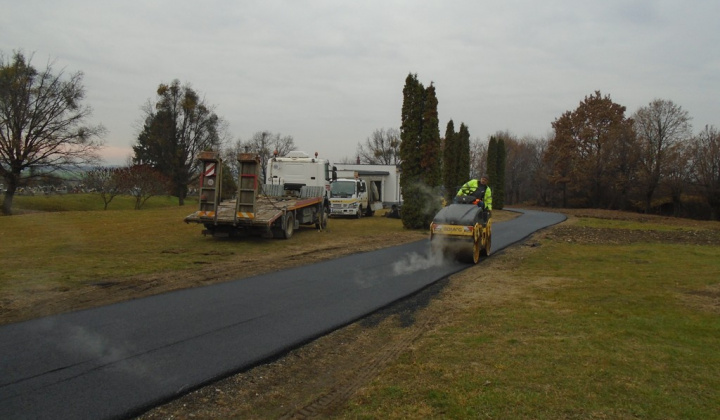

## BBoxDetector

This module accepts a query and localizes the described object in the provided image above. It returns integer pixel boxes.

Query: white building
[332,163,403,206]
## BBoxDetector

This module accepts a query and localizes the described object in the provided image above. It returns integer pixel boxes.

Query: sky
[2,0,719,166]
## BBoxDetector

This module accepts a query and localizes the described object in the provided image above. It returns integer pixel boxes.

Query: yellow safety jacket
[456,180,493,210]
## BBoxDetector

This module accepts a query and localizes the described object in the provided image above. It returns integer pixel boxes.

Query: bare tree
[117,164,170,210]
[690,125,720,220]
[469,137,487,179]
[356,128,401,164]
[0,51,105,215]
[83,167,124,210]
[633,99,692,213]
[503,135,539,205]
[232,131,295,183]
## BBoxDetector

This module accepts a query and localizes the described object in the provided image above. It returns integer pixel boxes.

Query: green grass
[4,193,184,212]
[575,216,704,232]
[0,199,416,296]
[343,226,720,419]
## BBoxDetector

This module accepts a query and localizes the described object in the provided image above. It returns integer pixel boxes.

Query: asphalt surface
[0,209,565,420]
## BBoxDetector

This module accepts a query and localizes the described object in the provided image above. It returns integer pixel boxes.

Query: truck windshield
[330,181,356,198]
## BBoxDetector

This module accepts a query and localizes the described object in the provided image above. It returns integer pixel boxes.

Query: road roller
[429,196,492,264]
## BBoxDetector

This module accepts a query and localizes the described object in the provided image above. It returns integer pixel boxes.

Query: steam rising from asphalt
[51,322,154,380]
[391,239,450,276]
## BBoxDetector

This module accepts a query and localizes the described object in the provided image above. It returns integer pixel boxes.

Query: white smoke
[391,242,449,276]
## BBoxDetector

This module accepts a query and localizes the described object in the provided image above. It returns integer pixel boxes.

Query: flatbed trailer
[184,151,328,239]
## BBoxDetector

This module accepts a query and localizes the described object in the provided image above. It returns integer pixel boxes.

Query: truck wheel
[282,213,295,239]
[356,206,363,219]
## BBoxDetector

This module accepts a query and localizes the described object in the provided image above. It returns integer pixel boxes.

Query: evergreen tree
[133,80,224,205]
[495,137,506,209]
[487,136,498,183]
[457,122,471,192]
[399,74,443,229]
[442,120,457,202]
[443,121,471,202]
[420,83,442,188]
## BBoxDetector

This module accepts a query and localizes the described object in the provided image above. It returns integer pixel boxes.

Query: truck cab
[329,173,381,218]
[267,151,331,197]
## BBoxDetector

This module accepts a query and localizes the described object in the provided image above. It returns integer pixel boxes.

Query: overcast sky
[2,0,719,165]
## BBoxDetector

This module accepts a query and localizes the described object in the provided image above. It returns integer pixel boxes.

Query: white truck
[329,170,383,218]
[185,151,330,238]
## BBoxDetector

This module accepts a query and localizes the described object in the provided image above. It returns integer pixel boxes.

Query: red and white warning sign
[204,163,216,177]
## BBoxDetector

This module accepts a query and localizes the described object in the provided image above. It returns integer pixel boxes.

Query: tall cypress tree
[487,136,498,184]
[495,137,506,209]
[457,123,471,192]
[421,83,442,187]
[442,120,457,202]
[399,74,425,229]
[399,75,443,229]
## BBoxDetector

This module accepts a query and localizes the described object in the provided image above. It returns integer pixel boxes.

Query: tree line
[2,51,718,221]
[364,80,719,223]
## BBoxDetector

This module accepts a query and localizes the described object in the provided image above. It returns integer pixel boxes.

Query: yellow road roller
[429,197,492,264]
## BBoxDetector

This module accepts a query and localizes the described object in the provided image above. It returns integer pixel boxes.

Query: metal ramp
[197,151,223,221]
[235,153,261,221]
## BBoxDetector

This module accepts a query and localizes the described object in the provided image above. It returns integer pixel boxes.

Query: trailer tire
[282,213,295,239]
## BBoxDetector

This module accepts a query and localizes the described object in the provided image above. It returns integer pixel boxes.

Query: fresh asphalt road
[0,209,565,420]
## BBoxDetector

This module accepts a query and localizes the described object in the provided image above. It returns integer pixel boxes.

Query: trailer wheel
[282,213,295,239]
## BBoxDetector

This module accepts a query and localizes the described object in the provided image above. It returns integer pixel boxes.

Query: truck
[184,150,330,239]
[329,170,383,218]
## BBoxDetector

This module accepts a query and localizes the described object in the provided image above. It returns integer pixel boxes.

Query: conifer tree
[487,136,498,184]
[399,74,443,228]
[494,137,506,209]
[442,120,457,201]
[457,122,471,191]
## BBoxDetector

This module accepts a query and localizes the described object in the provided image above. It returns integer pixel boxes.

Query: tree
[494,136,506,210]
[503,135,540,206]
[442,120,458,201]
[487,136,498,183]
[118,164,170,210]
[0,51,105,215]
[441,122,470,201]
[231,131,295,183]
[133,79,226,205]
[690,125,720,220]
[356,128,401,164]
[399,74,443,229]
[83,167,124,210]
[469,138,487,179]
[486,135,506,209]
[546,91,635,208]
[633,99,692,213]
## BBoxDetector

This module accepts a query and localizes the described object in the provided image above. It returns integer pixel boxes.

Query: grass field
[341,217,720,419]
